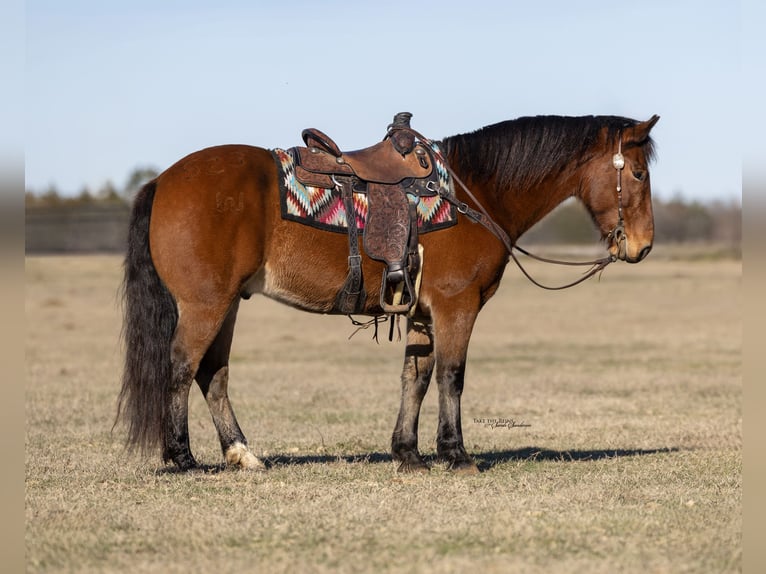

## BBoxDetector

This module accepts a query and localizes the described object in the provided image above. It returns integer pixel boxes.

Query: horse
[117,113,659,474]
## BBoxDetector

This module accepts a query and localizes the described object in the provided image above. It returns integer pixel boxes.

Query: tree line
[26,167,741,246]
[522,194,741,245]
[25,166,159,207]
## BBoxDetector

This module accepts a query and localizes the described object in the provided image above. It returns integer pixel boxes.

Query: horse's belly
[241,261,341,314]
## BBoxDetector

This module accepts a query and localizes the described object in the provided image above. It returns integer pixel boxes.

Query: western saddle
[292,112,443,315]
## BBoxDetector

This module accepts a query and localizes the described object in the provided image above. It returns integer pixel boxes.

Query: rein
[403,126,626,291]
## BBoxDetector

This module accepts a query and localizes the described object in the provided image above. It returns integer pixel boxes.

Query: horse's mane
[441,115,656,192]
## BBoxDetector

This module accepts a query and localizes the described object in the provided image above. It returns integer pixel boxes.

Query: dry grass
[25,251,741,573]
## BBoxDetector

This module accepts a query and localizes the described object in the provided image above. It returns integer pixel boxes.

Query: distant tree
[709,199,742,243]
[25,190,39,207]
[97,180,123,203]
[654,195,713,242]
[39,185,62,206]
[124,166,159,201]
[75,186,94,204]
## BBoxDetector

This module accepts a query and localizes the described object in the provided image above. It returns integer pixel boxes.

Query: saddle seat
[298,127,433,185]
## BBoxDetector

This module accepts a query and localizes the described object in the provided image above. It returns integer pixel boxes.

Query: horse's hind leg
[391,319,435,473]
[162,298,243,470]
[164,334,199,470]
[195,299,265,470]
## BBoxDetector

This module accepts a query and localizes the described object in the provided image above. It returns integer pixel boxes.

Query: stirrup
[379,267,415,315]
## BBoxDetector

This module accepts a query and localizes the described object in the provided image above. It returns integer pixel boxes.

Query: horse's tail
[116,180,177,457]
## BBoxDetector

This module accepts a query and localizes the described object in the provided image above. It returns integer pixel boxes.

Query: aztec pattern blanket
[272,145,457,234]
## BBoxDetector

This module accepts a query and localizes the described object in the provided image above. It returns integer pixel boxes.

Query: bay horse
[117,114,659,473]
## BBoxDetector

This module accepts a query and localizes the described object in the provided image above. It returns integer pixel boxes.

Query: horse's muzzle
[616,243,652,263]
[609,238,652,263]
[635,244,653,262]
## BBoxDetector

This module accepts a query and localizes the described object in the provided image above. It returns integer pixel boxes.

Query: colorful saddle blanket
[272,146,457,234]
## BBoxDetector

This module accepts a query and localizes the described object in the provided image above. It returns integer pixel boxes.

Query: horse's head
[583,115,659,263]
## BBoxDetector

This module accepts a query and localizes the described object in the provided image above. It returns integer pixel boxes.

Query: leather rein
[404,126,627,291]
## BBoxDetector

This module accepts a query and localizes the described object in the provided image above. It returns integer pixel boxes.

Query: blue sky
[25,1,743,202]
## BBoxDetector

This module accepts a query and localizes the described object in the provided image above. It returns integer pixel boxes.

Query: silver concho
[612,152,625,170]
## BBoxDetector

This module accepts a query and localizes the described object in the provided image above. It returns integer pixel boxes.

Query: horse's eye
[632,170,646,182]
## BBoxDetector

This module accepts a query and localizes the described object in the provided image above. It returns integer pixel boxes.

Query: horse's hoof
[448,461,480,475]
[396,461,430,474]
[225,442,266,471]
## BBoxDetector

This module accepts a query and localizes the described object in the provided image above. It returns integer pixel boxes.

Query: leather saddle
[292,112,441,315]
[296,126,432,187]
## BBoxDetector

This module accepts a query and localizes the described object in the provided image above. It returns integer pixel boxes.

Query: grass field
[25,249,741,573]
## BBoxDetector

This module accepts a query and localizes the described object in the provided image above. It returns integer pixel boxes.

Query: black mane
[442,115,656,191]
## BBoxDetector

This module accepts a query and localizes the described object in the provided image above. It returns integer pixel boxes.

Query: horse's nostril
[638,245,652,261]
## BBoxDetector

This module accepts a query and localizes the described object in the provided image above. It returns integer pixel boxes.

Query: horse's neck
[444,132,590,242]
[478,168,581,243]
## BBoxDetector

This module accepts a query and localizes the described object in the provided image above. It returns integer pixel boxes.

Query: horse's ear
[643,114,660,130]
[628,115,660,143]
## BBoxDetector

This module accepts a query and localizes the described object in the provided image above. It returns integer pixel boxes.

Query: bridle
[607,134,628,262]
[406,127,630,290]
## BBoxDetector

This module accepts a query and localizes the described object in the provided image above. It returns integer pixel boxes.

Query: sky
[24,1,745,203]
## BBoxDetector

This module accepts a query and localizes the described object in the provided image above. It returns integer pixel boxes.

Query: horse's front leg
[433,306,480,474]
[391,318,435,473]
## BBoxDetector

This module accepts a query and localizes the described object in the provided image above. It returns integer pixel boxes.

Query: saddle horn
[388,112,415,156]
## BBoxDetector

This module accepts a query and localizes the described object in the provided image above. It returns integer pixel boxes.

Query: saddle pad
[272,146,457,234]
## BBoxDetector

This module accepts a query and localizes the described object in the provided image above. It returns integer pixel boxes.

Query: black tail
[116,181,177,457]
